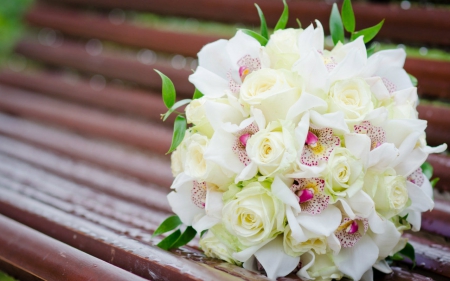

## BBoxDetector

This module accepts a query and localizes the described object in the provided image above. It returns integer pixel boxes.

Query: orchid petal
[204,130,244,174]
[361,267,374,281]
[233,239,272,263]
[255,236,300,280]
[369,219,401,258]
[286,92,328,121]
[373,260,392,274]
[188,66,229,98]
[310,110,349,134]
[297,251,315,280]
[196,39,231,79]
[235,162,258,182]
[297,205,341,236]
[406,181,434,212]
[367,143,398,170]
[327,233,341,255]
[273,177,301,213]
[286,206,307,242]
[291,51,329,95]
[344,133,371,166]
[334,235,379,281]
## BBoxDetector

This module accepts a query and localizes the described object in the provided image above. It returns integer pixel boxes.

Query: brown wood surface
[41,0,450,46]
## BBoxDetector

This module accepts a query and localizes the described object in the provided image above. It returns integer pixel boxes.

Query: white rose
[185,97,214,137]
[222,181,285,246]
[170,130,192,177]
[325,147,365,199]
[264,28,303,70]
[246,120,297,176]
[239,68,302,123]
[328,78,375,125]
[183,133,230,186]
[199,230,241,265]
[364,168,409,219]
[283,225,327,257]
[298,252,343,281]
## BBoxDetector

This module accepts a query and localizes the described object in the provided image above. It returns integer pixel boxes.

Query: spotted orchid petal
[290,178,329,215]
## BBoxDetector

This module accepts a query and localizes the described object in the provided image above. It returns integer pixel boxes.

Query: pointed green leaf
[155,69,176,109]
[162,99,191,122]
[366,44,377,57]
[167,115,187,154]
[193,88,203,100]
[408,73,418,87]
[430,178,440,188]
[200,230,208,238]
[255,4,269,39]
[157,229,181,250]
[342,0,355,33]
[152,215,182,238]
[329,3,344,45]
[240,29,268,46]
[296,18,302,28]
[274,0,289,31]
[421,162,433,180]
[399,242,416,266]
[170,226,197,249]
[351,19,384,43]
[390,252,404,261]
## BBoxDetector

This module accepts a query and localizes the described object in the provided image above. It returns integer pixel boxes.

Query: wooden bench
[1,0,450,280]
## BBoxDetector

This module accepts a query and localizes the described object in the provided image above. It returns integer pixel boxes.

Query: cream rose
[239,68,302,122]
[246,120,297,176]
[283,225,327,257]
[185,97,214,137]
[298,252,343,281]
[328,78,375,125]
[264,28,302,70]
[364,168,409,219]
[325,147,364,199]
[222,181,285,246]
[199,230,241,265]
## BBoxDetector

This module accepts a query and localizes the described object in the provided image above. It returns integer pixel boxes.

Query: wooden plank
[0,70,170,122]
[0,214,149,281]
[0,113,173,187]
[41,0,450,46]
[14,40,195,96]
[0,84,171,154]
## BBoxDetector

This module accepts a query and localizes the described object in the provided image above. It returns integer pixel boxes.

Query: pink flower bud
[305,131,318,147]
[346,220,359,234]
[298,188,314,203]
[239,133,251,147]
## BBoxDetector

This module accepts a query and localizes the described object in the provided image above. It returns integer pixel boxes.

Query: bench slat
[0,214,149,281]
[42,0,450,46]
[0,113,173,187]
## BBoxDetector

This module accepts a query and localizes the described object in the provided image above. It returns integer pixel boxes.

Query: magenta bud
[298,189,314,203]
[239,133,251,147]
[346,220,359,234]
[305,131,318,147]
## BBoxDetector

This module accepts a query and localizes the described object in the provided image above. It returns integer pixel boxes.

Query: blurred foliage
[0,0,33,66]
[0,271,17,281]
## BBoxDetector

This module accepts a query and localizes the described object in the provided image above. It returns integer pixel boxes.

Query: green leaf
[167,115,187,154]
[240,29,268,46]
[193,88,203,100]
[351,19,384,43]
[399,242,416,266]
[329,3,345,45]
[200,230,208,238]
[390,252,404,261]
[154,69,176,109]
[296,18,302,28]
[408,73,418,87]
[162,99,191,122]
[274,0,289,31]
[430,177,440,188]
[342,0,355,32]
[421,162,433,180]
[152,215,182,238]
[366,44,377,57]
[157,229,181,250]
[170,226,197,249]
[254,4,269,39]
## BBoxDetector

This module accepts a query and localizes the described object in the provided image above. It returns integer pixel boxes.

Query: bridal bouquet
[153,0,447,280]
